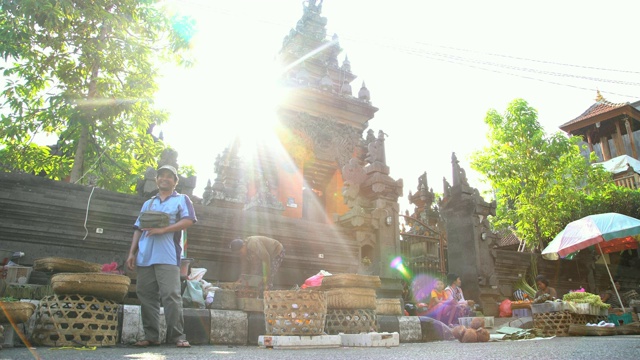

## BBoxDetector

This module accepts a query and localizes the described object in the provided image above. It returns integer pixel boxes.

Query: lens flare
[390,256,411,279]
[411,274,436,303]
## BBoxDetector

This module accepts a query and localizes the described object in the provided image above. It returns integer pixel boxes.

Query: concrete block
[210,310,247,345]
[340,332,399,347]
[258,335,341,349]
[247,312,266,345]
[398,316,422,343]
[121,305,167,345]
[209,289,237,310]
[237,298,263,312]
[183,308,210,345]
[377,315,400,334]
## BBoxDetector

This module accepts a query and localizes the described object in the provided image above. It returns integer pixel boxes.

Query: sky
[154,0,640,213]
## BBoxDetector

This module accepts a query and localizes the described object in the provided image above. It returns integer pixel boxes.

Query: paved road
[1,336,639,360]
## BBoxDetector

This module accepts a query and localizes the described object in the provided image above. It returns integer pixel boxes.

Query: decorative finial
[595,89,605,102]
[358,81,370,101]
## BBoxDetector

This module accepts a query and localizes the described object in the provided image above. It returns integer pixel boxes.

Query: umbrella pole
[597,243,625,312]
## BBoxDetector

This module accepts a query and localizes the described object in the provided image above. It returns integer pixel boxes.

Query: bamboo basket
[326,288,377,310]
[34,257,102,273]
[533,310,572,337]
[51,273,131,302]
[376,298,404,315]
[0,301,36,324]
[263,290,327,336]
[32,294,118,347]
[325,308,378,334]
[321,273,381,289]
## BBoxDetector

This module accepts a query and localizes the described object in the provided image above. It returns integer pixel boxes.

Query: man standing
[126,165,196,348]
[230,236,285,291]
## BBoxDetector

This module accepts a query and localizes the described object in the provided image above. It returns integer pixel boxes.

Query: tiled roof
[496,230,521,248]
[560,100,628,129]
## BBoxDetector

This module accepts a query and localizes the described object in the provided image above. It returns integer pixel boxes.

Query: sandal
[176,340,191,348]
[134,340,160,347]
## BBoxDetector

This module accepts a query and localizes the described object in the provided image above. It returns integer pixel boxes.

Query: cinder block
[258,335,341,349]
[121,305,167,344]
[209,289,237,310]
[236,298,263,312]
[340,332,399,347]
[398,316,422,343]
[377,315,400,334]
[247,312,266,345]
[210,310,247,345]
[183,308,210,345]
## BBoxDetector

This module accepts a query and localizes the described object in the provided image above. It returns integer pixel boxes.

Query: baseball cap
[157,165,178,181]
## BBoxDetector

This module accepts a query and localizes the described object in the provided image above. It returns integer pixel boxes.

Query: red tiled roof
[560,100,628,129]
[496,230,520,248]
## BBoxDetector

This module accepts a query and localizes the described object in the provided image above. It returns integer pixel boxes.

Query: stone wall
[0,172,360,287]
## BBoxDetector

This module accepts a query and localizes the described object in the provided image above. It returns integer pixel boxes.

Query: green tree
[0,0,194,192]
[471,99,611,249]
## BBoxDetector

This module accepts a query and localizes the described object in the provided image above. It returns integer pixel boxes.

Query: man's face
[156,170,177,191]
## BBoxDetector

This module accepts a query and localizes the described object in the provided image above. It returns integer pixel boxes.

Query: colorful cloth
[429,289,448,310]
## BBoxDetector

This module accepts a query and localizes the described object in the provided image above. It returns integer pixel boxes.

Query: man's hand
[126,254,136,271]
[143,227,166,236]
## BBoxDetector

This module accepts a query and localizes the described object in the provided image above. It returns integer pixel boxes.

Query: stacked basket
[321,273,381,335]
[31,257,130,347]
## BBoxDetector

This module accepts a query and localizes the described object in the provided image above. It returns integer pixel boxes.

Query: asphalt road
[1,336,639,360]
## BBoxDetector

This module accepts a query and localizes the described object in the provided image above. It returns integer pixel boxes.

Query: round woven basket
[51,273,131,302]
[376,298,404,315]
[321,273,381,289]
[0,301,36,324]
[34,257,102,273]
[326,287,377,309]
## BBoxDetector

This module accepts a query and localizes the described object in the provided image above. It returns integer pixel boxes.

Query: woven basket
[51,273,131,302]
[570,313,609,326]
[34,257,102,273]
[568,324,617,336]
[533,310,572,337]
[376,298,403,315]
[326,288,377,310]
[321,273,381,289]
[264,290,327,336]
[325,308,378,334]
[32,294,118,347]
[0,301,36,324]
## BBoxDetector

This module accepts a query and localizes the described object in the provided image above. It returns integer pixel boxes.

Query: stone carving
[158,148,179,169]
[341,158,367,207]
[285,112,360,170]
[365,130,387,166]
[244,173,285,213]
[451,152,469,187]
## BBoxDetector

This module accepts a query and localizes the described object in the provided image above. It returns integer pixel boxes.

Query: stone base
[258,335,341,349]
[120,305,167,344]
[210,310,247,345]
[339,332,399,347]
[398,316,422,342]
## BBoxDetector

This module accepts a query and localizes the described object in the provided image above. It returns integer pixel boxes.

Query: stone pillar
[439,153,500,316]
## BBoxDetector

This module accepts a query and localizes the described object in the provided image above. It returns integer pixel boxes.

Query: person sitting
[534,275,557,300]
[442,273,473,325]
[600,279,623,309]
[424,278,449,321]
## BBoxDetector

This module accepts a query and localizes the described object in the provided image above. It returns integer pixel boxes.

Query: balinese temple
[201,1,404,285]
[559,91,640,188]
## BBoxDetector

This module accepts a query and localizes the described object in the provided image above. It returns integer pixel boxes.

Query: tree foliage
[471,99,611,249]
[0,0,194,192]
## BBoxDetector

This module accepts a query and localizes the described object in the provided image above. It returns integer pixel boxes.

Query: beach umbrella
[541,212,640,311]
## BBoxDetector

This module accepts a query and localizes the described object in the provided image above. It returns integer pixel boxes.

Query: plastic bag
[301,270,332,289]
[188,268,207,281]
[182,280,205,309]
[499,299,512,317]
